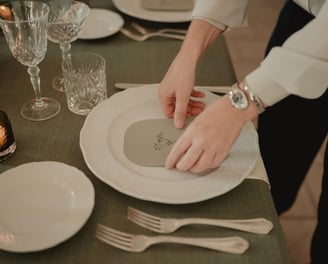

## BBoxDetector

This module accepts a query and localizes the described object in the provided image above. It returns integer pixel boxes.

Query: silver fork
[131,22,188,35]
[96,224,249,254]
[128,207,273,234]
[120,27,185,41]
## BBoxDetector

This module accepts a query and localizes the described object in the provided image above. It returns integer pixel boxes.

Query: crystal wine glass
[0,1,61,121]
[47,0,90,92]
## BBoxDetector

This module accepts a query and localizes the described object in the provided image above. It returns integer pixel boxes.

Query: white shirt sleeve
[191,0,248,30]
[246,0,328,106]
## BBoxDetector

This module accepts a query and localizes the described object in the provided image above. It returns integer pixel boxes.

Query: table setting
[0,0,290,263]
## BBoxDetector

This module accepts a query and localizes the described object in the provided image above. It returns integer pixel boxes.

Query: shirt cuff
[192,16,228,32]
[245,68,290,106]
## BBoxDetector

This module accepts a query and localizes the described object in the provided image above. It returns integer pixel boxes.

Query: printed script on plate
[123,118,193,167]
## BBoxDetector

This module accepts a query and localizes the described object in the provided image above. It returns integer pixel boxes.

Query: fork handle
[155,32,185,40]
[180,218,273,234]
[159,29,187,35]
[151,235,249,254]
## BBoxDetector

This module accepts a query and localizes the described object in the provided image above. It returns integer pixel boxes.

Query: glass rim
[47,0,90,25]
[62,52,106,72]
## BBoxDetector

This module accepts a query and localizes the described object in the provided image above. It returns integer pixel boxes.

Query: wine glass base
[52,74,65,92]
[20,98,61,121]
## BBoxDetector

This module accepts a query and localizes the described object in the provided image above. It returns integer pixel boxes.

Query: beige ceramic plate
[80,84,259,204]
[0,162,95,252]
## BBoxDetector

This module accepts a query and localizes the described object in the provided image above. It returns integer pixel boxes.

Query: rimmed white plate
[80,84,259,204]
[79,8,124,39]
[112,0,193,23]
[0,162,95,252]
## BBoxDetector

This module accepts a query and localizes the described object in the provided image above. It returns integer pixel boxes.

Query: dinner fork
[128,207,273,234]
[131,22,188,36]
[96,224,249,254]
[120,28,185,41]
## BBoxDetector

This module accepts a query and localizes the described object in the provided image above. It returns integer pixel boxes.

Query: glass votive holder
[0,111,16,161]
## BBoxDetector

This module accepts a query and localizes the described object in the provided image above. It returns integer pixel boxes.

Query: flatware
[120,27,185,41]
[96,224,249,253]
[128,207,274,234]
[114,83,231,94]
[131,22,187,35]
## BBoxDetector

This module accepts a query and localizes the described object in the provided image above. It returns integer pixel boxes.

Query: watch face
[229,89,248,110]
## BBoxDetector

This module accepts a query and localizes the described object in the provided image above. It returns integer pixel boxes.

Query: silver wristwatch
[229,83,265,114]
[228,84,248,110]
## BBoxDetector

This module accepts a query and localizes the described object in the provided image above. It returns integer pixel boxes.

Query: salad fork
[128,207,273,234]
[96,224,249,254]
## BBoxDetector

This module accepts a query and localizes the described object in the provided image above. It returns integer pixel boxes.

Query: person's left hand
[165,95,249,173]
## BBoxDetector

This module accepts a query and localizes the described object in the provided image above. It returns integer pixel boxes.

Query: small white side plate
[0,161,95,252]
[79,8,124,40]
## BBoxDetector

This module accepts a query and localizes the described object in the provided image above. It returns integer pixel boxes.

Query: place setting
[0,0,288,263]
[80,84,263,204]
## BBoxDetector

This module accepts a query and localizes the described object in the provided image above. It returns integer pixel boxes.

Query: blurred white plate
[0,162,95,252]
[79,8,124,39]
[112,0,193,22]
[80,84,260,204]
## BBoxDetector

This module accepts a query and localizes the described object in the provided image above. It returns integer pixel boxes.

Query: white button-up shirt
[192,0,328,105]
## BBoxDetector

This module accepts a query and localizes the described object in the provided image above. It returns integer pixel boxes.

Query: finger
[174,95,190,129]
[187,100,205,116]
[165,135,192,169]
[188,151,216,174]
[175,144,204,172]
[159,96,176,118]
[208,153,227,169]
[191,89,205,98]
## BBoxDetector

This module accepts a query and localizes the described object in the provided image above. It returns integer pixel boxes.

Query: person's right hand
[158,54,205,129]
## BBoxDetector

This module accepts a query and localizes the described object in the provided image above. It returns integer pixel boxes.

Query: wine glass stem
[27,66,45,109]
[60,42,72,61]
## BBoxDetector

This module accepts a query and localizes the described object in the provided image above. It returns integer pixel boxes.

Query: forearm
[177,19,223,66]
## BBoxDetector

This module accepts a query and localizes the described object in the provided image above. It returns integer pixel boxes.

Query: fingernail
[175,120,184,129]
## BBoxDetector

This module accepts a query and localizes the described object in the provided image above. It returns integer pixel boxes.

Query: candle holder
[0,111,16,161]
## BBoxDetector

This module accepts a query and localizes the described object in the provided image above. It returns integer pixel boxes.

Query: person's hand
[165,94,257,173]
[158,19,223,129]
[158,54,205,129]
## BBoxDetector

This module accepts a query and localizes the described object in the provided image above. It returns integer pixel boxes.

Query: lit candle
[0,111,16,161]
[0,125,6,147]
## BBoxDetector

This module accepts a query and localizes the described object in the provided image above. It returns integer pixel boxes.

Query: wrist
[227,83,262,123]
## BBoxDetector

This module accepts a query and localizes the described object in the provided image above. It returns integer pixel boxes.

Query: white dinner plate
[80,84,260,204]
[112,0,193,23]
[79,8,124,39]
[0,162,95,252]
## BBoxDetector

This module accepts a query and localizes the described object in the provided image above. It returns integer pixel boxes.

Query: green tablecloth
[0,1,290,263]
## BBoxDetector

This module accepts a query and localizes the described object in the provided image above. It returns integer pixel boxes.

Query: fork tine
[96,224,133,251]
[128,207,162,232]
[128,207,161,222]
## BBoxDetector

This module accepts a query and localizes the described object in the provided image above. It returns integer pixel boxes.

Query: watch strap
[243,83,265,114]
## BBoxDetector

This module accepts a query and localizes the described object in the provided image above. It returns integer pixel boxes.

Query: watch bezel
[229,85,248,110]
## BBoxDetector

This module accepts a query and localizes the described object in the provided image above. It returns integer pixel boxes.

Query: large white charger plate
[112,0,193,23]
[0,162,95,252]
[79,8,124,40]
[80,84,260,204]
